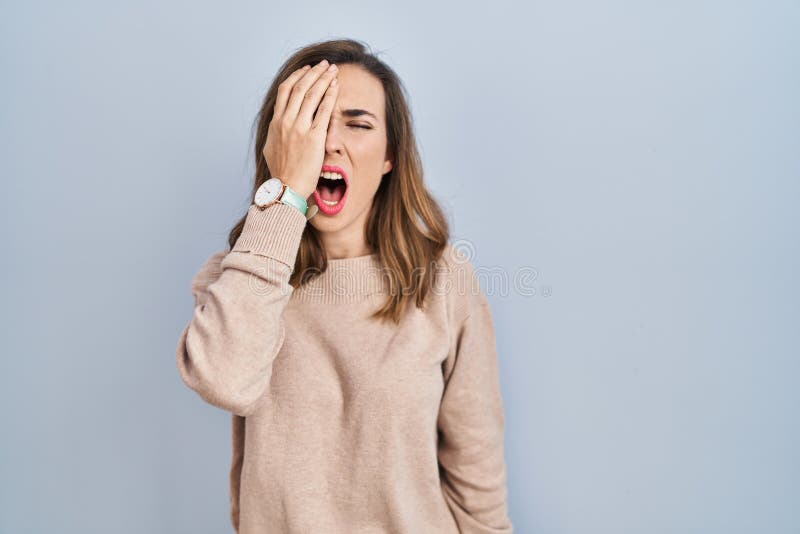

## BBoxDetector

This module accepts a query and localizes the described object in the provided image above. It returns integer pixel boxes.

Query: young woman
[176,38,513,534]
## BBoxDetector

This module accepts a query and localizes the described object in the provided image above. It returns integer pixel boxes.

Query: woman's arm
[175,202,306,416]
[438,256,513,533]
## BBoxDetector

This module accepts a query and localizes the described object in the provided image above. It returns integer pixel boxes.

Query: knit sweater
[176,201,513,533]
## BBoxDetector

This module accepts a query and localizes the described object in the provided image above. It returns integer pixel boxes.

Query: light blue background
[2,1,798,533]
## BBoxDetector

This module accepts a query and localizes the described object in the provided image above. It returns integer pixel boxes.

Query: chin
[310,212,350,232]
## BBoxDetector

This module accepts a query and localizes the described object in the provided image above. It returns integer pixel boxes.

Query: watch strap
[278,183,308,216]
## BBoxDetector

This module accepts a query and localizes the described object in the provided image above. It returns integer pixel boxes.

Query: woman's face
[309,63,393,240]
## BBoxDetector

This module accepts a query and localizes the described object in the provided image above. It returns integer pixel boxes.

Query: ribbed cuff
[231,203,307,267]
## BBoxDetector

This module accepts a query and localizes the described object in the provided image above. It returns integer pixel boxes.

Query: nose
[324,119,344,155]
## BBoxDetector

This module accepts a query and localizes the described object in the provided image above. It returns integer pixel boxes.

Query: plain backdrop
[1,1,798,533]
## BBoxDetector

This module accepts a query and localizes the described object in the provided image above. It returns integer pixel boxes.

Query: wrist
[254,177,309,216]
[282,178,313,200]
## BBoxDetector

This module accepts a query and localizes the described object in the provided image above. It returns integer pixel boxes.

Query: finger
[274,65,311,120]
[298,67,338,127]
[283,60,333,127]
[310,77,338,132]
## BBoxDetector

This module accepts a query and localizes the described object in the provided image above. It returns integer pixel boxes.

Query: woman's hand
[263,59,339,199]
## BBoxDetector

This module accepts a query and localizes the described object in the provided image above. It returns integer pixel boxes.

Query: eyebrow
[341,108,378,121]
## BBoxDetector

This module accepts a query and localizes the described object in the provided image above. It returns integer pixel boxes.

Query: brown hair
[226,38,450,324]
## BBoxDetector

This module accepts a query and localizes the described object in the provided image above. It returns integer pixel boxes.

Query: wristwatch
[253,177,308,216]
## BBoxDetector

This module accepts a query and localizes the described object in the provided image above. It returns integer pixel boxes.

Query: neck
[318,214,373,259]
[325,245,374,260]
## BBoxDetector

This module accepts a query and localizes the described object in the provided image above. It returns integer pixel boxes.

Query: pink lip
[314,164,349,216]
[319,164,348,185]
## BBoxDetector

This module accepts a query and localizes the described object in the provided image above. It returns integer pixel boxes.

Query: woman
[176,38,513,533]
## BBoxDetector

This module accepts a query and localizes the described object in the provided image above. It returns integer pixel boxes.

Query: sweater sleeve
[175,202,307,417]
[230,413,246,532]
[438,257,513,533]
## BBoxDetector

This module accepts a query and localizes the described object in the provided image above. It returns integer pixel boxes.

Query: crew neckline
[326,252,379,263]
[291,252,387,304]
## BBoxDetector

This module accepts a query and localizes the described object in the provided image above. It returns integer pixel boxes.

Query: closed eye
[349,124,373,130]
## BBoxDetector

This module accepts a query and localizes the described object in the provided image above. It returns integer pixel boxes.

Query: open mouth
[314,165,348,215]
[316,176,346,204]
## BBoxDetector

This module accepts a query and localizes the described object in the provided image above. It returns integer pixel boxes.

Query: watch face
[254,178,282,206]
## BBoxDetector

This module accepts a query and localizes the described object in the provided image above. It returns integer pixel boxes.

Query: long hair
[227,38,450,324]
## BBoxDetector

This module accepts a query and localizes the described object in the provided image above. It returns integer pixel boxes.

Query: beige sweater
[176,201,513,533]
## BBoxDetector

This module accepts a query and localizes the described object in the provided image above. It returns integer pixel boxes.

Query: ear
[382,148,393,175]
